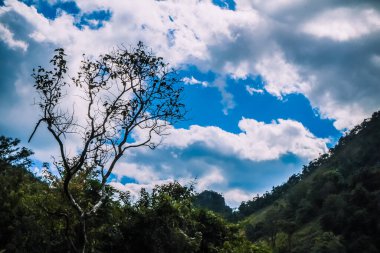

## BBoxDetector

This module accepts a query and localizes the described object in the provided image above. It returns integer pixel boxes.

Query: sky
[0,0,380,207]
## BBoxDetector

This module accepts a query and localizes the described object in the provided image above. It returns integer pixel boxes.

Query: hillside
[240,111,380,253]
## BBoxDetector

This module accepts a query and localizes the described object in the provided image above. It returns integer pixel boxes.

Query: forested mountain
[240,111,380,253]
[194,190,233,220]
[1,110,380,252]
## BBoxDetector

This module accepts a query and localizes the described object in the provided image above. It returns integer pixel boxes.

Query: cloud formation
[110,118,328,206]
[301,7,380,42]
[2,0,380,129]
[159,118,328,161]
[182,76,208,87]
[0,23,28,51]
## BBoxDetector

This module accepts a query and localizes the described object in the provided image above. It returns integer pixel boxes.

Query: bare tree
[29,42,186,252]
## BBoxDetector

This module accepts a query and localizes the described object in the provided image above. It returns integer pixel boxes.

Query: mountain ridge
[237,110,380,252]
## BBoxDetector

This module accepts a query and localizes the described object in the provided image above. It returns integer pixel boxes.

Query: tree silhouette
[29,42,186,252]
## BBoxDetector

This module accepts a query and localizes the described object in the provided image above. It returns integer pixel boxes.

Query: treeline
[238,173,302,218]
[237,153,331,218]
[0,136,269,252]
[238,111,380,219]
[242,111,380,252]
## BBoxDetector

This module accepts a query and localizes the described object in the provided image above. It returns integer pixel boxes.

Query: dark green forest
[240,111,380,253]
[2,110,380,252]
[0,136,267,252]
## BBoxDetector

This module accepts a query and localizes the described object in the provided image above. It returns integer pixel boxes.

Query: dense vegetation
[241,111,380,253]
[0,137,267,252]
[194,190,233,220]
[1,110,380,252]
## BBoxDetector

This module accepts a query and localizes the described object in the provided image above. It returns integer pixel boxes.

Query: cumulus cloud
[108,145,308,207]
[197,167,226,191]
[160,118,328,161]
[105,118,321,207]
[237,0,307,14]
[254,50,312,98]
[113,163,160,184]
[223,188,252,207]
[102,116,327,207]
[0,23,28,51]
[302,7,380,42]
[3,0,378,129]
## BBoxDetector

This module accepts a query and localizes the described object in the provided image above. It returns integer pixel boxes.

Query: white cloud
[0,23,28,51]
[223,188,252,207]
[255,51,311,98]
[309,95,369,131]
[246,85,264,95]
[5,0,79,45]
[213,77,235,115]
[3,0,377,130]
[1,0,264,115]
[182,76,208,87]
[112,162,160,184]
[371,54,380,68]
[236,0,306,14]
[196,167,226,191]
[101,117,326,208]
[302,7,380,42]
[158,118,328,161]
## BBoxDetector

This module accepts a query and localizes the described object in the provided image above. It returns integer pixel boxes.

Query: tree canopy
[0,136,266,252]
[29,42,186,252]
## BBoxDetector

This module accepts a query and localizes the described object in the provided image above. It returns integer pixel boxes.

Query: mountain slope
[241,111,380,253]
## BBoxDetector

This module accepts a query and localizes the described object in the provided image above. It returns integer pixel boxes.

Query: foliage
[29,42,186,252]
[238,174,301,217]
[0,136,33,167]
[1,136,261,252]
[194,190,233,220]
[243,111,380,252]
[0,137,69,252]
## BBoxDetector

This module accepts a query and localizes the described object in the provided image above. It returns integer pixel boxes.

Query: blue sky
[1,0,380,206]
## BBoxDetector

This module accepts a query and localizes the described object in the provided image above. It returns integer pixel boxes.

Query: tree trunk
[270,231,276,249]
[288,233,292,253]
[80,214,88,253]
